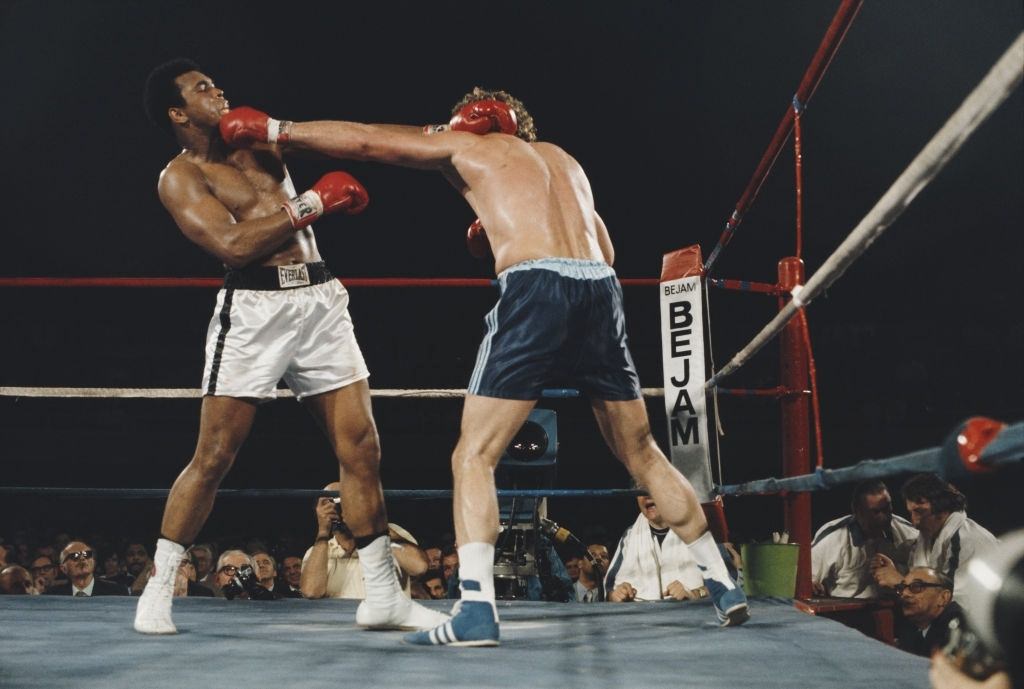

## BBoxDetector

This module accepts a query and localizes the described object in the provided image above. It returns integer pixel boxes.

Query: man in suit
[896,567,962,657]
[44,541,129,596]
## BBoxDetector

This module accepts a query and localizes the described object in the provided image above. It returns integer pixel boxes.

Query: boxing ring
[2,4,1022,687]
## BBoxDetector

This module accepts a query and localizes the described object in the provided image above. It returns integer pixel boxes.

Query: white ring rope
[706,32,1024,390]
[0,386,667,399]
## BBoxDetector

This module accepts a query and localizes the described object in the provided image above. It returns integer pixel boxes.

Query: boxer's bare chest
[195,149,292,221]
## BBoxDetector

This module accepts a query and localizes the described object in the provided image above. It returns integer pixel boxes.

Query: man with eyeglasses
[29,555,59,593]
[894,567,963,657]
[210,550,257,598]
[871,474,997,612]
[43,541,129,597]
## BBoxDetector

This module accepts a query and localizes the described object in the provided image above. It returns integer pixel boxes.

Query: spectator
[212,549,273,600]
[575,544,610,602]
[174,551,213,598]
[35,545,66,587]
[300,483,429,599]
[99,551,133,588]
[422,570,447,600]
[278,555,303,598]
[563,555,581,583]
[812,480,918,597]
[424,546,442,572]
[896,567,962,657]
[44,541,129,596]
[252,551,285,599]
[872,474,997,611]
[188,544,216,586]
[1,565,37,595]
[124,541,152,595]
[29,555,59,593]
[605,491,706,603]
[441,545,459,586]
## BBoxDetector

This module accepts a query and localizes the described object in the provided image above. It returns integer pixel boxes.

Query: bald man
[43,542,128,596]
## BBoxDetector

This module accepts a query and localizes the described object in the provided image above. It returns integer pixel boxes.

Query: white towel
[605,512,704,600]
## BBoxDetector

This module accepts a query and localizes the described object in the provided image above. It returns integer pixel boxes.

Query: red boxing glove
[466,219,492,259]
[449,100,517,136]
[283,172,369,229]
[219,106,292,147]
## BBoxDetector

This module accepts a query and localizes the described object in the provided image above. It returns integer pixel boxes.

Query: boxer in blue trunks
[469,258,641,401]
[220,88,750,645]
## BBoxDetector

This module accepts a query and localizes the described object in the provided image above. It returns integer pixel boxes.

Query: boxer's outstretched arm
[288,121,475,170]
[158,161,297,268]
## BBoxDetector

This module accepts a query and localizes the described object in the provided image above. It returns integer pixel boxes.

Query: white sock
[457,542,495,603]
[152,538,185,587]
[356,534,401,605]
[686,531,736,589]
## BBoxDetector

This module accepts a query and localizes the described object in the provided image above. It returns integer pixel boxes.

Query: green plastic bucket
[741,543,800,598]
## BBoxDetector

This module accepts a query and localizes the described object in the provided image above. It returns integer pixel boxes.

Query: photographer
[213,550,275,601]
[301,482,428,599]
[929,529,1022,689]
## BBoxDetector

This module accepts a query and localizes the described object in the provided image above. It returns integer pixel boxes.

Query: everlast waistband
[223,262,334,290]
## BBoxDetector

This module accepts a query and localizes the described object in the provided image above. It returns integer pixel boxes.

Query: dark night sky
[1,1,1021,543]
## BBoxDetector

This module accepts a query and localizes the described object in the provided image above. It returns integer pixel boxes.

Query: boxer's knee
[337,422,381,475]
[450,435,502,477]
[189,431,244,483]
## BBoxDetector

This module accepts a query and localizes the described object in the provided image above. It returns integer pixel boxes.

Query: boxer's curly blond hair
[451,87,537,142]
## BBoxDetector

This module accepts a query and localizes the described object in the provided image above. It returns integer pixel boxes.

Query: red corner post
[778,257,812,598]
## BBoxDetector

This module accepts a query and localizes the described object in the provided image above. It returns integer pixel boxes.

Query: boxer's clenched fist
[449,99,517,136]
[466,219,492,259]
[219,106,292,147]
[283,172,369,229]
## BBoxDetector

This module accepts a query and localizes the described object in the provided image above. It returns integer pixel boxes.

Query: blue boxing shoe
[705,577,750,627]
[404,597,500,647]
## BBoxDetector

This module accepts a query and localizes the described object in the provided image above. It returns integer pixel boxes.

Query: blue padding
[0,597,930,688]
[720,421,1023,496]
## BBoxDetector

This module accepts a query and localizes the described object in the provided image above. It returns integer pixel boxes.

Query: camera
[941,617,1005,680]
[493,410,567,601]
[222,564,275,601]
[329,497,353,536]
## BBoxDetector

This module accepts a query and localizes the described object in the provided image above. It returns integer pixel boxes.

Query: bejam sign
[659,248,713,502]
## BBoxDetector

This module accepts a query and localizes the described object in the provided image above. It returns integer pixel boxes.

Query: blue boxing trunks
[468,258,642,401]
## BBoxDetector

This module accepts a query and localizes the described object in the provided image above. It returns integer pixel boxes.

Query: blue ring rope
[2,423,1019,500]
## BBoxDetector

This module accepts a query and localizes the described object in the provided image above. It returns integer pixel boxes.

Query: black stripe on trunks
[206,288,235,394]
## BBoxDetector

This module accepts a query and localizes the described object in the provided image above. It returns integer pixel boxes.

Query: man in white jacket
[871,473,997,612]
[811,480,918,598]
[605,490,708,602]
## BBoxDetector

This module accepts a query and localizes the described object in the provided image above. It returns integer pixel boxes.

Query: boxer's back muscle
[456,138,607,272]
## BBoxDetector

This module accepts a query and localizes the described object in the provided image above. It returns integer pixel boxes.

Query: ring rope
[5,422,1019,500]
[0,276,661,289]
[0,487,643,500]
[0,386,666,399]
[706,32,1024,390]
[704,0,864,274]
[708,278,782,296]
[718,422,1024,497]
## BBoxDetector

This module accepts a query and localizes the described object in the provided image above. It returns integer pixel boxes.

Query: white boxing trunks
[201,262,369,401]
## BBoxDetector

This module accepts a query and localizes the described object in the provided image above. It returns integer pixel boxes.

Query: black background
[1,1,1021,548]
